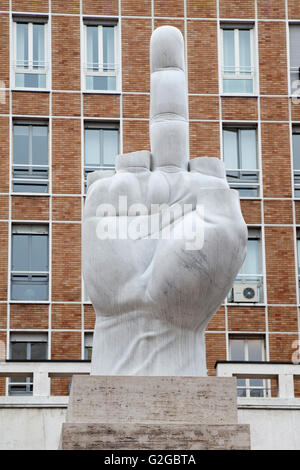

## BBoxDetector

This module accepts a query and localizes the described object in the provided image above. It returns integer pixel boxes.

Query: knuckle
[86,170,115,190]
[116,150,151,172]
[189,157,226,178]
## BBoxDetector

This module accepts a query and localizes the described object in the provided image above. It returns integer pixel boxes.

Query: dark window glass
[16,23,28,67]
[32,24,45,69]
[85,128,118,168]
[250,389,264,397]
[86,75,116,91]
[11,274,49,301]
[11,342,27,360]
[31,235,48,271]
[86,26,98,71]
[230,339,245,361]
[10,341,47,361]
[248,339,263,361]
[293,133,300,170]
[30,342,47,360]
[11,230,49,301]
[223,128,258,197]
[13,182,48,193]
[103,26,115,71]
[85,346,92,360]
[32,126,48,165]
[13,125,48,193]
[12,235,29,271]
[13,126,29,165]
[12,233,48,272]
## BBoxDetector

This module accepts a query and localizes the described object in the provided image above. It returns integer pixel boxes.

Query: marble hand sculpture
[83,26,247,376]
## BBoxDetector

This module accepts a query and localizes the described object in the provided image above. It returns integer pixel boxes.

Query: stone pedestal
[60,376,250,450]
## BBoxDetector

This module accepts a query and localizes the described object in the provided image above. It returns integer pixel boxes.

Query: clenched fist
[83,26,247,376]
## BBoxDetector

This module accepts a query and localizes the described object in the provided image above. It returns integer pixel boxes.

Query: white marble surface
[83,26,247,376]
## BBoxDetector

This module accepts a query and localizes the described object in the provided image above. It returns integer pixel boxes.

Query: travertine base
[60,376,251,450]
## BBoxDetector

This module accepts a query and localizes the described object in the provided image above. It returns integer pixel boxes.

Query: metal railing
[222,66,256,94]
[14,59,47,69]
[84,62,118,73]
[222,65,255,76]
[12,61,48,75]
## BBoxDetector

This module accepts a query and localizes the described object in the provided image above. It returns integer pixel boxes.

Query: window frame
[229,335,271,398]
[223,126,259,198]
[8,333,48,396]
[84,333,93,360]
[84,121,119,191]
[229,335,266,361]
[239,230,261,278]
[12,121,49,195]
[220,25,256,96]
[293,126,300,198]
[83,21,119,93]
[289,23,300,97]
[10,224,49,302]
[12,18,49,91]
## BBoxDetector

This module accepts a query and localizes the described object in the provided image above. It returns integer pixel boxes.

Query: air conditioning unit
[233,282,259,303]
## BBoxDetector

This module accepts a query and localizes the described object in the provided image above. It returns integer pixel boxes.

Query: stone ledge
[67,375,239,425]
[61,422,251,450]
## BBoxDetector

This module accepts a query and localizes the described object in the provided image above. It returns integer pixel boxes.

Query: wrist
[91,310,207,376]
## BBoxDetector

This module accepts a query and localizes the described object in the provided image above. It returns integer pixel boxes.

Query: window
[13,19,48,89]
[229,336,270,398]
[223,127,259,197]
[84,122,119,190]
[229,229,263,303]
[84,22,118,91]
[84,333,93,360]
[11,225,49,301]
[9,333,47,396]
[293,127,300,197]
[289,25,300,95]
[13,123,48,193]
[221,26,255,94]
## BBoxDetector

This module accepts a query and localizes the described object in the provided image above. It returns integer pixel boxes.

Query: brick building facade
[0,0,300,397]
